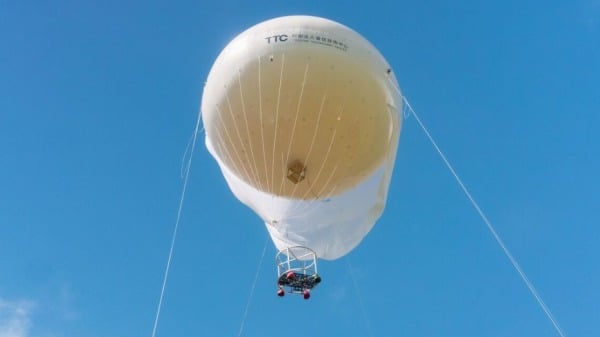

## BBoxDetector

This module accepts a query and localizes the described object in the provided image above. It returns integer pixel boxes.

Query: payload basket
[275,246,321,299]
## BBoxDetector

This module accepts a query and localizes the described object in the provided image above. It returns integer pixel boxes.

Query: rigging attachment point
[286,160,306,184]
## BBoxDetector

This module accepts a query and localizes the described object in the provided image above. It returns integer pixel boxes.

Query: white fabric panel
[205,125,398,260]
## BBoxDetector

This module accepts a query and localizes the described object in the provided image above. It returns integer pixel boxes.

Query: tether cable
[151,113,202,337]
[402,96,566,337]
[236,236,269,337]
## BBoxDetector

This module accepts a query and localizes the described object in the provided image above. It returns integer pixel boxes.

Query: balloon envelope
[202,15,402,260]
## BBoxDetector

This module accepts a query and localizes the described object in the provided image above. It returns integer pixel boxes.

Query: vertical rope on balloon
[238,68,265,193]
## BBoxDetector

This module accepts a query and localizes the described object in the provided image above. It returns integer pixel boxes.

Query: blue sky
[1,1,599,336]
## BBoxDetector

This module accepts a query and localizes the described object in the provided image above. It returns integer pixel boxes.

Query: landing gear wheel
[303,289,310,300]
[277,287,285,297]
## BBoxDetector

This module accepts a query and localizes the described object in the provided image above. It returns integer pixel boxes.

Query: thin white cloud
[0,298,35,337]
[56,283,78,322]
[582,0,600,29]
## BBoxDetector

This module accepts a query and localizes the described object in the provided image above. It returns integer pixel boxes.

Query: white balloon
[202,15,402,260]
